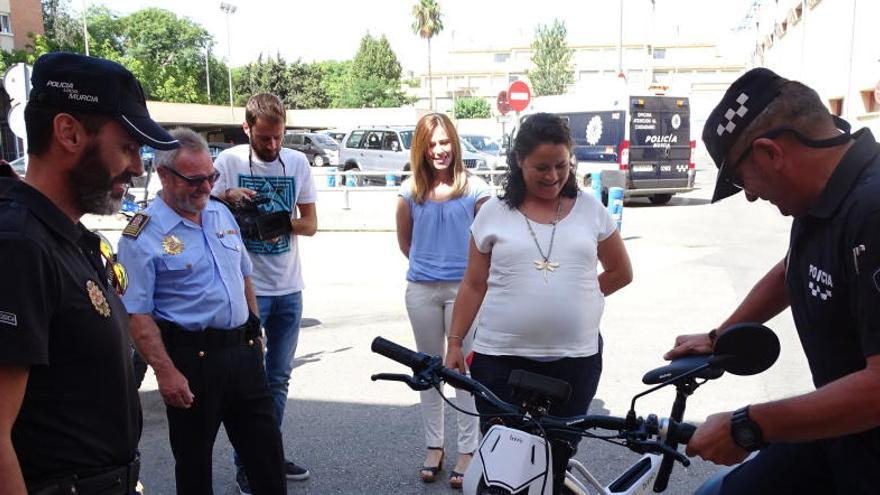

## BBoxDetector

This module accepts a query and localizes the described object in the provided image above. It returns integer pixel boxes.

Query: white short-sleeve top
[470,191,616,358]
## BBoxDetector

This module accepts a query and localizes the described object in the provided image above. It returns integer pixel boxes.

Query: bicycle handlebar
[371,336,696,475]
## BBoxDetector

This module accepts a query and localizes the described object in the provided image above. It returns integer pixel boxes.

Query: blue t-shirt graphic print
[238,174,296,255]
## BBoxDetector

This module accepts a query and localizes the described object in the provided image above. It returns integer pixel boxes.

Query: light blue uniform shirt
[118,196,253,331]
[400,177,491,282]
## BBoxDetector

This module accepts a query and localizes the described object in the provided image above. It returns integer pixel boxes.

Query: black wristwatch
[730,405,767,452]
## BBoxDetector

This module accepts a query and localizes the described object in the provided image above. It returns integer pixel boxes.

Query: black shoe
[284,459,310,481]
[236,467,252,495]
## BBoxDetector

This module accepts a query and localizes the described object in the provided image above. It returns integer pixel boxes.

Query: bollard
[346,170,357,187]
[326,171,336,187]
[591,172,603,203]
[607,186,624,231]
[385,173,397,187]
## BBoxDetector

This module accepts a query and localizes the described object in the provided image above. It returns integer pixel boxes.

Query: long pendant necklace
[521,197,562,283]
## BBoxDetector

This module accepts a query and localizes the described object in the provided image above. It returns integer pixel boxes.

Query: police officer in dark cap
[0,52,179,494]
[666,67,880,494]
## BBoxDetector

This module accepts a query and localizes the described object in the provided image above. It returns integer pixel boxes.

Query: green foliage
[233,54,331,109]
[340,34,412,108]
[453,97,491,119]
[315,60,352,108]
[528,19,575,97]
[411,0,443,39]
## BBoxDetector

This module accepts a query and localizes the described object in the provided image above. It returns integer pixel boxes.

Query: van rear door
[627,96,691,190]
[560,111,625,174]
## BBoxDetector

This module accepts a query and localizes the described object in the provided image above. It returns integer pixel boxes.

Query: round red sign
[508,80,531,112]
[496,90,510,116]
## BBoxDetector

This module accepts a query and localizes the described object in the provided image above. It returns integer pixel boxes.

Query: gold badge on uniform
[122,213,150,238]
[86,280,111,317]
[162,235,184,255]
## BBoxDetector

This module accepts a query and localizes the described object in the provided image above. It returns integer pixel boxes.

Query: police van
[512,92,695,205]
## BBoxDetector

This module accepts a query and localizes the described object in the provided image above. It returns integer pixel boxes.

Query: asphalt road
[108,165,814,494]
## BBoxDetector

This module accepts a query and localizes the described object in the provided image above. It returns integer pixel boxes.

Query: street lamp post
[81,0,90,56]
[219,2,237,121]
[205,44,212,102]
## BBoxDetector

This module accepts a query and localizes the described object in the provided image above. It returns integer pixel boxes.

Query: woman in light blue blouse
[395,113,491,488]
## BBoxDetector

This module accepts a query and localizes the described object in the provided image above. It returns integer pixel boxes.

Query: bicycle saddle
[642,355,723,385]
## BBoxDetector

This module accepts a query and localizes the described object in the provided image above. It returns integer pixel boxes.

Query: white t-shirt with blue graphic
[213,145,317,296]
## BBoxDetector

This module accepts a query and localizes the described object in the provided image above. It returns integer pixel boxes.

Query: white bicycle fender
[463,425,554,495]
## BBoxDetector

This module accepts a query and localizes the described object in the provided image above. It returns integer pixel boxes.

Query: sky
[88,0,756,72]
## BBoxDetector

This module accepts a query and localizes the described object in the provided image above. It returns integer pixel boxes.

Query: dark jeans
[469,349,603,493]
[718,429,880,495]
[164,332,285,494]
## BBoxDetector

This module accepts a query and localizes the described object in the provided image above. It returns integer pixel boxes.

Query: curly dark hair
[501,112,578,208]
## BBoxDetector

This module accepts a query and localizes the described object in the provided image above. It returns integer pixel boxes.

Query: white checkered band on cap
[716,92,750,136]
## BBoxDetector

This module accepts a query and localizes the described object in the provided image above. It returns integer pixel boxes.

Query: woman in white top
[444,112,633,492]
[396,113,490,488]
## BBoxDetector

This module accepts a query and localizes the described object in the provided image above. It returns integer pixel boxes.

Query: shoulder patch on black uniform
[122,213,150,238]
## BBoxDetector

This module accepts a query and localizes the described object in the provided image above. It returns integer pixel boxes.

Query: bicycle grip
[670,422,696,444]
[371,337,429,371]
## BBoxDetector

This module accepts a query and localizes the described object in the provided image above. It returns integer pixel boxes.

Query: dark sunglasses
[722,118,852,190]
[165,167,221,187]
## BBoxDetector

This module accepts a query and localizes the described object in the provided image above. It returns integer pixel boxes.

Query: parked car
[461,137,506,185]
[8,155,27,175]
[317,130,347,144]
[207,142,233,161]
[339,126,486,186]
[282,131,340,167]
[462,134,502,155]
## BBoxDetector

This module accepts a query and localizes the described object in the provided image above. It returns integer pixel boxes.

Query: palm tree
[411,0,444,110]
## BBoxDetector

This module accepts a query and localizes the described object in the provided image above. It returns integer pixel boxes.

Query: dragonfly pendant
[534,260,560,282]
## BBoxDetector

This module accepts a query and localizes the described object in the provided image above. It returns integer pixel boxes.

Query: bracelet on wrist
[447,335,464,341]
[708,328,718,345]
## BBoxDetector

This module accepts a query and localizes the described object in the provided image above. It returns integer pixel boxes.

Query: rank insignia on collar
[122,213,150,239]
[86,280,111,318]
[163,235,184,255]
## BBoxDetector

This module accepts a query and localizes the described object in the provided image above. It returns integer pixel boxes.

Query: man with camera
[212,93,317,493]
[118,128,286,494]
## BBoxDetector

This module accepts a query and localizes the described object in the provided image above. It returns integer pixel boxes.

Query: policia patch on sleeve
[122,213,150,239]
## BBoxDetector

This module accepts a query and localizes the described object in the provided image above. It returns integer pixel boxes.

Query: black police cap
[703,67,783,203]
[27,52,179,150]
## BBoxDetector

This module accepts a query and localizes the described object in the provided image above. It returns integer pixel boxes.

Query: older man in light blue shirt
[118,127,286,495]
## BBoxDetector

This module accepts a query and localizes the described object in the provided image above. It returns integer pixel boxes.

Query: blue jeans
[234,291,303,467]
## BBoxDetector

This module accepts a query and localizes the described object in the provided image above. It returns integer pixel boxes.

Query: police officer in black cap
[0,52,179,494]
[665,68,880,494]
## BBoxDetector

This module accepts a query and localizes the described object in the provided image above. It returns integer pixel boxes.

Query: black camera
[229,196,292,241]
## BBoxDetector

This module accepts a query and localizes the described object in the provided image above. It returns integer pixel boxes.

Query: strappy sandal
[449,452,473,489]
[420,447,444,483]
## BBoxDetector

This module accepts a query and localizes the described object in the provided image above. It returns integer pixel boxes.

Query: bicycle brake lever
[635,440,691,467]
[370,373,434,391]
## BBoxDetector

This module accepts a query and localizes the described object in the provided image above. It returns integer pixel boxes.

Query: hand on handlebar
[444,345,467,375]
[685,411,750,466]
[663,331,714,361]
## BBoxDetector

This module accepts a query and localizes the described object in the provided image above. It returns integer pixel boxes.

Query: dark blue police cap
[27,52,179,150]
[703,67,783,203]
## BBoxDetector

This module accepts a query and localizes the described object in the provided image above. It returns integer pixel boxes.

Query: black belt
[27,456,140,495]
[158,313,261,350]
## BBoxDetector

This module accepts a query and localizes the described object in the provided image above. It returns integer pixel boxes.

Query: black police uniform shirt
[786,128,880,388]
[0,179,140,482]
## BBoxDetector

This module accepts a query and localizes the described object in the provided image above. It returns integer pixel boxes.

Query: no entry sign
[508,80,531,112]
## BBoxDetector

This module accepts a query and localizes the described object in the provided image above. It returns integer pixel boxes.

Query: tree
[314,60,352,108]
[411,0,443,109]
[234,54,330,109]
[528,19,575,96]
[340,34,412,108]
[454,97,491,119]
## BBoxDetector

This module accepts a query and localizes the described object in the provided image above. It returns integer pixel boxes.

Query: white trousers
[405,281,480,454]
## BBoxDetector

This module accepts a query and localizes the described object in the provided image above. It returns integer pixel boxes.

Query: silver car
[339,126,486,186]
